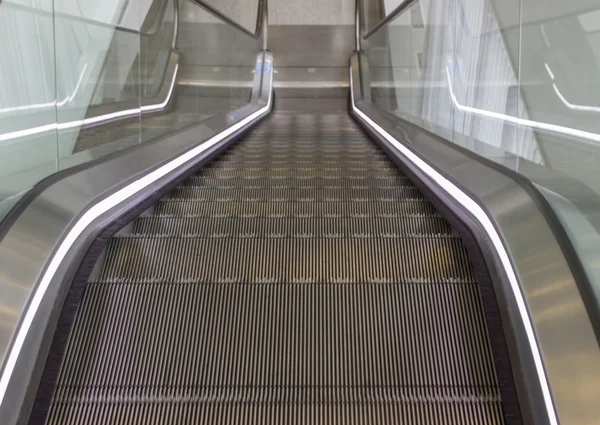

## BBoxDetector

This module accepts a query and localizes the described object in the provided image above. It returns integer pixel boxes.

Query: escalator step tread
[96,237,475,283]
[132,216,453,237]
[166,186,424,200]
[153,198,438,217]
[53,283,498,393]
[180,175,413,187]
[44,112,505,425]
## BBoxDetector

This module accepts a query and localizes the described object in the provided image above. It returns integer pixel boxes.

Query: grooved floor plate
[44,112,505,424]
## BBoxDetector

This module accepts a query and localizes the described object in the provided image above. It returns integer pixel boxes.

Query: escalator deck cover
[44,113,506,424]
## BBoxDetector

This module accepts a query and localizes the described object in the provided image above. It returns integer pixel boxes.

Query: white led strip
[0,65,179,143]
[0,87,272,406]
[444,67,600,144]
[350,67,557,425]
[0,64,89,115]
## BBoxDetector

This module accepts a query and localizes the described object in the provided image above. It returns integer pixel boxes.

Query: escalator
[37,103,509,424]
[8,1,600,425]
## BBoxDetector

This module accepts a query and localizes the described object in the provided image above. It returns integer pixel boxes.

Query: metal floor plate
[43,112,505,424]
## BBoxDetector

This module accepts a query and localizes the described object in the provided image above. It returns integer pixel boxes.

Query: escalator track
[37,108,510,424]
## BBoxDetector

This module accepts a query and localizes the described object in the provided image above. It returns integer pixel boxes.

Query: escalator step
[166,186,424,200]
[42,112,506,425]
[153,199,438,217]
[97,237,474,284]
[132,216,453,237]
[48,282,502,424]
[180,175,413,188]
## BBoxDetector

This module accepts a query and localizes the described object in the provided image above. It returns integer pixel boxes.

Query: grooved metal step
[132,216,453,237]
[166,186,424,200]
[42,112,506,424]
[181,176,413,187]
[154,199,438,217]
[98,236,475,284]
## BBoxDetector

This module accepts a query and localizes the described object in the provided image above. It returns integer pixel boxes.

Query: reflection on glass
[362,0,410,33]
[365,0,540,166]
[0,1,58,218]
[138,0,259,142]
[363,0,600,311]
[414,0,454,141]
[520,0,600,192]
[140,0,178,143]
[0,0,262,220]
[56,6,142,170]
[198,0,259,33]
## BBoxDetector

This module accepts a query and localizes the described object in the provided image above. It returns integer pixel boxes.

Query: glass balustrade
[362,0,600,308]
[0,0,262,220]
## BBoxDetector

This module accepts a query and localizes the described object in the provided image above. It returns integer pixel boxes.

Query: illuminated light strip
[57,63,89,107]
[0,124,59,143]
[0,64,89,114]
[0,64,178,142]
[56,107,141,131]
[0,83,272,406]
[544,63,555,80]
[545,62,600,113]
[350,67,558,425]
[445,67,600,143]
[553,84,600,113]
[140,66,178,112]
[0,102,56,114]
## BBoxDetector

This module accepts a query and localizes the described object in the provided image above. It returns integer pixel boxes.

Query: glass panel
[449,0,524,169]
[364,8,413,120]
[365,0,457,141]
[412,0,454,141]
[147,0,259,140]
[0,0,58,219]
[139,0,177,142]
[55,0,142,169]
[140,0,186,142]
[0,0,262,220]
[140,0,175,101]
[363,0,600,306]
[519,0,600,191]
[519,0,600,300]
